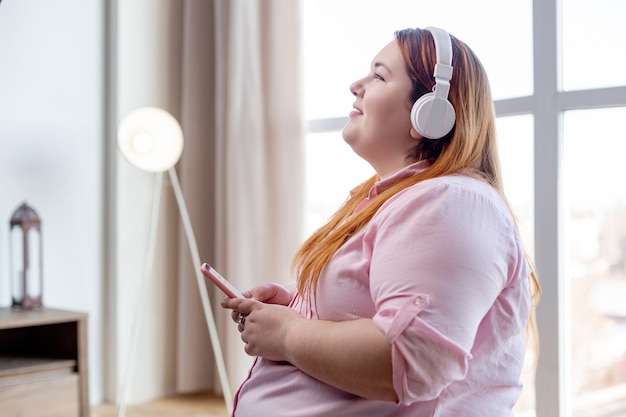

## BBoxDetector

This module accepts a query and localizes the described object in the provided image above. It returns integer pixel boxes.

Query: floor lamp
[116,107,233,416]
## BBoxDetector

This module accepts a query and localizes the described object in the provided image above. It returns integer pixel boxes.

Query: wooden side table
[0,307,89,417]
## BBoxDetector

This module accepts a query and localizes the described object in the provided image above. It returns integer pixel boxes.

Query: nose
[350,79,364,97]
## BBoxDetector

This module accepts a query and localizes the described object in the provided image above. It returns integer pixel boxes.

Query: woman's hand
[243,282,295,306]
[222,282,297,360]
[224,282,295,341]
[222,296,302,361]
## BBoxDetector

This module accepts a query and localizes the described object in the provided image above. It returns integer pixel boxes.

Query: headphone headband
[426,27,453,79]
[426,27,453,101]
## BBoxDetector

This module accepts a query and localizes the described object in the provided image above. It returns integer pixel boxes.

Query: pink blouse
[233,161,531,417]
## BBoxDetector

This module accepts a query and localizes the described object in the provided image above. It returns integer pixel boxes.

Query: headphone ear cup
[410,93,435,136]
[410,93,456,139]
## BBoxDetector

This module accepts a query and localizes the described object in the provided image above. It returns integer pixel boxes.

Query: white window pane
[497,115,536,416]
[564,107,626,416]
[562,0,626,91]
[303,0,533,120]
[304,131,374,237]
[497,115,535,249]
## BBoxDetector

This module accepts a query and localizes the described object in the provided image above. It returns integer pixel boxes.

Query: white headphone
[410,27,456,140]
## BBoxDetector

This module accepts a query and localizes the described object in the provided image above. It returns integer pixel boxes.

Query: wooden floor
[91,391,229,417]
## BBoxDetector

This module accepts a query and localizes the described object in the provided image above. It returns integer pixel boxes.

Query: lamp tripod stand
[116,107,233,416]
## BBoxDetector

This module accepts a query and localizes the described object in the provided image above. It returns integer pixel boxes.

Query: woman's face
[342,40,418,178]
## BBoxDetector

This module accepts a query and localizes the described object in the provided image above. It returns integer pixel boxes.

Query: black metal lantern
[9,202,43,309]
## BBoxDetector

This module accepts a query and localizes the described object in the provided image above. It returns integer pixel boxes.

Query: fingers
[223,283,293,306]
[236,312,246,333]
[221,298,260,351]
[222,297,256,315]
[230,309,242,322]
[249,283,294,305]
[223,298,257,335]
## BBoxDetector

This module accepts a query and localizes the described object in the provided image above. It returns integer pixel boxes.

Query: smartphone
[200,263,245,299]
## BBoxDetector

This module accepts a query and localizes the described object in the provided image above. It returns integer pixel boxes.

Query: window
[562,0,626,91]
[564,108,626,416]
[304,130,373,236]
[302,1,626,416]
[497,115,536,414]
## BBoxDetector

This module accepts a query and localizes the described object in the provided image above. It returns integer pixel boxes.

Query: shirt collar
[370,160,431,198]
[349,160,432,213]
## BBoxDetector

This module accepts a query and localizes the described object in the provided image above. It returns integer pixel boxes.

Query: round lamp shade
[117,107,184,172]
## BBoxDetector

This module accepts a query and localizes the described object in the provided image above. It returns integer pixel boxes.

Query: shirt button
[414,296,425,306]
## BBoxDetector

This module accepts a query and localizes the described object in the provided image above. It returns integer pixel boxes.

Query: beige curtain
[112,0,303,405]
[173,0,304,399]
[212,0,305,390]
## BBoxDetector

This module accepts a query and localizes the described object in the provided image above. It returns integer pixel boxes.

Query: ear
[410,127,422,139]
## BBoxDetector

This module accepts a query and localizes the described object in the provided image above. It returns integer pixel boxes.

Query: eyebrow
[373,62,392,74]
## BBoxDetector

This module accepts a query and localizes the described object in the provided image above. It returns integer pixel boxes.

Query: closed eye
[372,61,390,81]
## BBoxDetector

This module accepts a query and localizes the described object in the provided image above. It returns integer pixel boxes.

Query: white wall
[0,0,105,403]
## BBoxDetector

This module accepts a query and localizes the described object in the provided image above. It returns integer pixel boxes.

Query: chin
[341,125,349,138]
[341,126,357,145]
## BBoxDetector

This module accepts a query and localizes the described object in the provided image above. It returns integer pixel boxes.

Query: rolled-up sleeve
[368,180,516,404]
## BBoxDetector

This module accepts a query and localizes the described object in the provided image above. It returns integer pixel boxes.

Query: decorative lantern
[9,202,43,309]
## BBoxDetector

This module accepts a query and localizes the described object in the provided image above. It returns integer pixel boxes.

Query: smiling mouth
[350,105,363,117]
